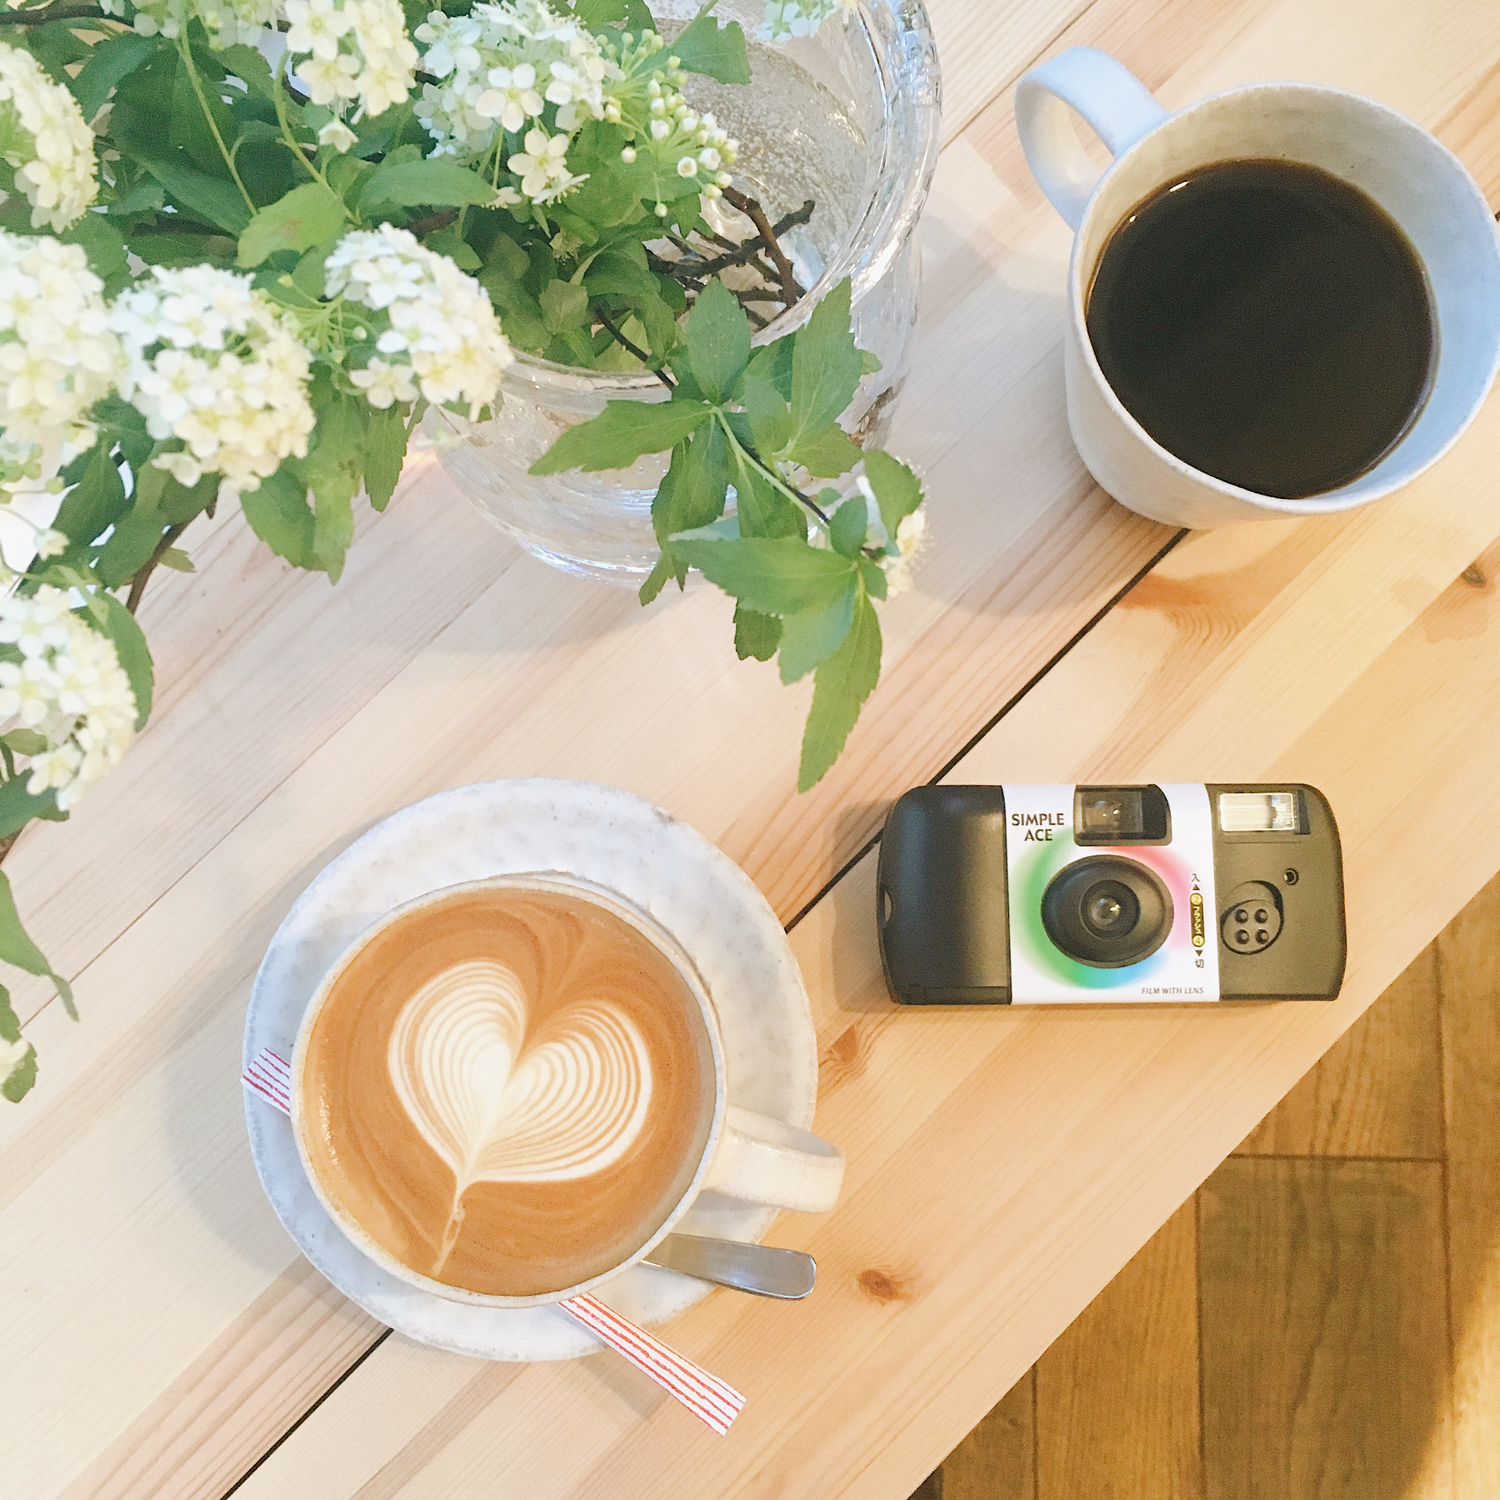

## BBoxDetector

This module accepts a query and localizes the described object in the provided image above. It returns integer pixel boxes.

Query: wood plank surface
[1235,944,1444,1158]
[2,1,1498,1498]
[230,399,1500,1498]
[1034,1201,1201,1500]
[1437,880,1500,1499]
[940,1372,1035,1500]
[1199,1160,1452,1500]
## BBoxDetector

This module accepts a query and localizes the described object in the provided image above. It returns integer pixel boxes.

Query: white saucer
[243,778,818,1361]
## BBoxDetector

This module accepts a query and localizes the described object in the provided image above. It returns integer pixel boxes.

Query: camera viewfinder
[1074,785,1171,845]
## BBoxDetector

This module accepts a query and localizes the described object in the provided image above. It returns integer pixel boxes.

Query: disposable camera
[877,784,1345,1004]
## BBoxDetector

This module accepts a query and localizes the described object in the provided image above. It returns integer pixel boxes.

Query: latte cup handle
[1015,48,1169,229]
[701,1106,844,1215]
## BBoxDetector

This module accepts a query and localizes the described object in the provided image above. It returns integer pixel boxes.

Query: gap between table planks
[4,2,1498,1499]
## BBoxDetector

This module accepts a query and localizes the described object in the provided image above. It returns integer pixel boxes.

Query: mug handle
[1015,48,1169,229]
[700,1106,844,1214]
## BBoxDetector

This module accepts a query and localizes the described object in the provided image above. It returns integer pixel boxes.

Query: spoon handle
[645,1234,818,1299]
[560,1293,744,1433]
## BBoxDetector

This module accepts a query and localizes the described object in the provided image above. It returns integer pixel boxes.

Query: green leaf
[788,278,862,446]
[54,442,129,550]
[575,0,653,31]
[130,229,238,269]
[778,578,858,683]
[2,731,46,758]
[138,154,252,235]
[829,494,869,557]
[0,985,36,1103]
[96,506,167,588]
[799,588,881,791]
[639,549,675,606]
[312,488,354,582]
[686,280,751,403]
[733,605,781,661]
[236,182,347,268]
[859,553,888,600]
[668,535,856,614]
[358,159,498,216]
[861,448,924,536]
[540,279,590,334]
[729,446,802,538]
[71,32,158,120]
[156,469,219,525]
[670,8,752,84]
[240,469,314,568]
[739,375,792,457]
[787,422,861,478]
[530,399,713,475]
[364,405,409,511]
[158,547,195,573]
[741,335,795,401]
[666,420,729,534]
[0,870,73,1019]
[0,776,66,840]
[95,595,154,730]
[218,41,277,101]
[425,224,481,270]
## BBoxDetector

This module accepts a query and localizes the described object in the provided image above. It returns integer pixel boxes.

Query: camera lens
[1083,881,1139,937]
[1041,856,1173,969]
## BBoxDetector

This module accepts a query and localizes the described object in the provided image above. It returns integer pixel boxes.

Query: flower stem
[177,32,255,216]
[270,59,336,196]
[717,413,830,531]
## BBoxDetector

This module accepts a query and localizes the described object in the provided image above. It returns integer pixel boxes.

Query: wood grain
[1234,944,1444,1158]
[228,402,1500,1499]
[939,1371,1035,1500]
[1199,1160,1451,1500]
[1034,1200,1201,1500]
[1437,878,1500,1500]
[2,1,1499,1497]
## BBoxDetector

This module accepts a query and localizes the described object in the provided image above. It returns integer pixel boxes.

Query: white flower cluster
[0,587,136,812]
[324,225,512,415]
[415,0,610,167]
[110,266,315,494]
[286,0,418,122]
[0,42,97,232]
[603,33,736,211]
[758,0,857,42]
[124,0,280,47]
[851,475,929,596]
[0,231,122,495]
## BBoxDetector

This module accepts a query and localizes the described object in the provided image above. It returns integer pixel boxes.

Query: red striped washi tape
[240,1047,746,1433]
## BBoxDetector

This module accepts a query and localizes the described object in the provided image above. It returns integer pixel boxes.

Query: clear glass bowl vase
[427,0,942,585]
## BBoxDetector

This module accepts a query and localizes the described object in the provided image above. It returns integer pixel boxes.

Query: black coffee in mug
[1086,159,1435,499]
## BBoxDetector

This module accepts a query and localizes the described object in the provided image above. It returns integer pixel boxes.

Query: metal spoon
[644,1233,817,1299]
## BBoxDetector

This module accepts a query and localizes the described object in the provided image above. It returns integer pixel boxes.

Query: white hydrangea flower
[0,586,136,811]
[415,0,611,165]
[324,224,512,416]
[289,0,418,119]
[759,0,856,42]
[111,266,316,495]
[0,230,123,495]
[0,43,97,232]
[317,118,359,153]
[130,0,280,46]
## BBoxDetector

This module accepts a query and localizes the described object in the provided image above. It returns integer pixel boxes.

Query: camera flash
[1218,791,1299,833]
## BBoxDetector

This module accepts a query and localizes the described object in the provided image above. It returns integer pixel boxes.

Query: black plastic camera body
[877,783,1345,1004]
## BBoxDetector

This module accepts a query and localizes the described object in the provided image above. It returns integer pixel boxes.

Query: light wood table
[6,2,1500,1497]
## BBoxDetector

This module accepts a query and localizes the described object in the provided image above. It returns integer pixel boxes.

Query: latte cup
[1015,47,1500,527]
[289,873,844,1308]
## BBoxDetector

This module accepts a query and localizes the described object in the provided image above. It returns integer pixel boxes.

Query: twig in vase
[596,310,675,391]
[721,186,803,302]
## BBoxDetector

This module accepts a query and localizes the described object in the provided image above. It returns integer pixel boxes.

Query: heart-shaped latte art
[387,959,653,1206]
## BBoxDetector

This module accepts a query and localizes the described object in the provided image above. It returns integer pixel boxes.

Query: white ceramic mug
[1015,48,1500,527]
[290,873,844,1308]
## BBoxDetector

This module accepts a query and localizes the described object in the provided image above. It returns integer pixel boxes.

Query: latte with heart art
[297,884,716,1297]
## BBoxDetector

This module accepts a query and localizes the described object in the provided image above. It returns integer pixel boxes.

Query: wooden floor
[909,870,1500,1500]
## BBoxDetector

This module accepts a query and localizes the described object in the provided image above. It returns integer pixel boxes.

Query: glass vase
[427,0,942,584]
